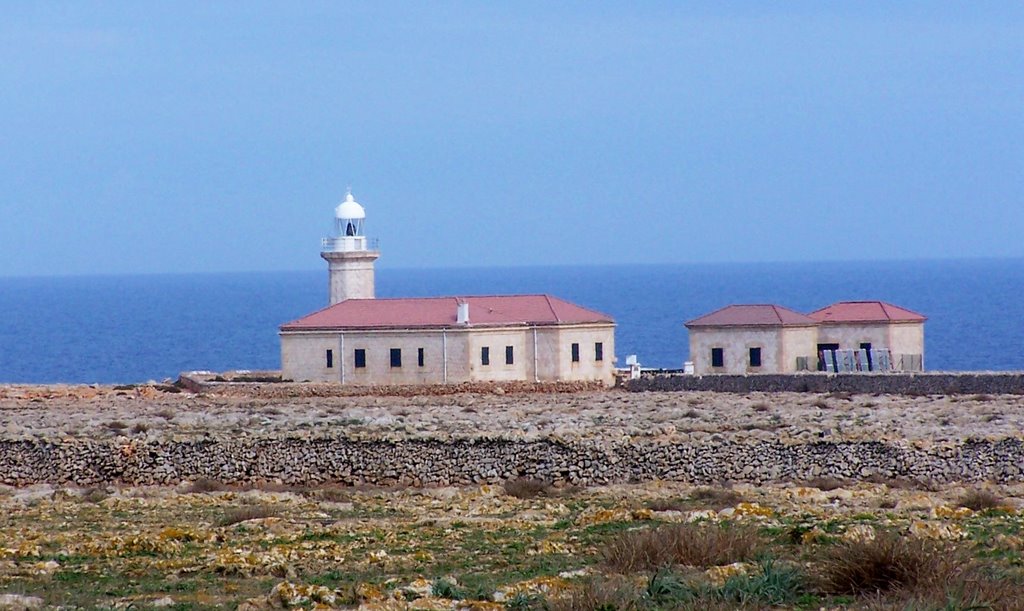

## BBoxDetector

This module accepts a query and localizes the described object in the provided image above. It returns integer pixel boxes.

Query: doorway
[817,343,840,372]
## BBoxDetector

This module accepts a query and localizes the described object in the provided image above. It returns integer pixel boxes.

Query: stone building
[280,193,616,385]
[686,301,926,374]
[808,301,926,372]
[685,305,819,375]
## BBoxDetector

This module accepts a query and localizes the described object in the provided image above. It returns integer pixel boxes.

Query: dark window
[354,349,366,368]
[481,346,490,365]
[571,343,580,362]
[325,349,334,368]
[749,347,761,367]
[390,348,402,368]
[595,342,604,362]
[711,347,724,368]
[505,345,514,365]
[418,347,425,367]
[860,342,873,371]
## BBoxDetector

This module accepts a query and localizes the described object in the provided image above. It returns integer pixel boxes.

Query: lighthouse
[321,191,380,305]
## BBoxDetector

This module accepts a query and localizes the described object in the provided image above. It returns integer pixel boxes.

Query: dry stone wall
[627,372,1024,395]
[2,437,1024,487]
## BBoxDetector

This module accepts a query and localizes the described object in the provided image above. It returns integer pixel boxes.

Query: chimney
[456,301,470,324]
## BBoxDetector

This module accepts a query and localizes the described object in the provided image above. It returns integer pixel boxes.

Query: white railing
[321,237,380,252]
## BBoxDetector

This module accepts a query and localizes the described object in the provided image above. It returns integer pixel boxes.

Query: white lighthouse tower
[321,191,380,305]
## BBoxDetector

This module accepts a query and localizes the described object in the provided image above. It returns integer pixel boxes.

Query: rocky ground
[1,383,1022,444]
[2,479,1024,609]
[3,384,1024,608]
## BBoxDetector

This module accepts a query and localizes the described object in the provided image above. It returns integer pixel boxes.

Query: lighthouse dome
[334,192,366,220]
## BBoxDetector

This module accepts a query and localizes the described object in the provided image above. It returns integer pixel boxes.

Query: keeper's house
[685,301,926,374]
[279,192,616,386]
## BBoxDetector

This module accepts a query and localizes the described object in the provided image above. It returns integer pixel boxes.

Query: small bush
[218,505,279,527]
[817,531,966,596]
[547,576,641,611]
[189,477,229,493]
[804,476,847,492]
[105,420,129,431]
[718,558,804,606]
[503,477,550,499]
[131,422,149,434]
[155,408,176,420]
[312,486,351,503]
[647,498,688,512]
[603,523,762,572]
[681,409,701,418]
[689,487,743,511]
[80,486,109,504]
[431,578,466,600]
[971,393,994,402]
[956,488,1003,512]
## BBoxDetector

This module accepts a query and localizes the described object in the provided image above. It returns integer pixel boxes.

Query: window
[595,342,604,362]
[860,342,873,371]
[418,347,425,367]
[749,347,761,368]
[390,348,402,368]
[571,343,580,362]
[711,347,724,368]
[481,346,490,365]
[505,345,514,365]
[354,349,366,368]
[325,349,333,368]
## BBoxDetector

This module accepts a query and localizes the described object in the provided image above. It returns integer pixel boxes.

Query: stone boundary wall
[177,372,605,398]
[2,437,1023,487]
[627,372,1024,395]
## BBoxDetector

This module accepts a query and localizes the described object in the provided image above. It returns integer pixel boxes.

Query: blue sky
[1,2,1021,277]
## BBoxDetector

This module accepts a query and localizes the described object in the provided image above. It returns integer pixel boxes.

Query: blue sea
[1,259,1021,384]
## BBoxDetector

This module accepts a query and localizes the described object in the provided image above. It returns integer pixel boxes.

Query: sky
[1,2,1022,277]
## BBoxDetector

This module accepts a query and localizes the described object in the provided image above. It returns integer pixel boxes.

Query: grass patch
[504,477,551,499]
[817,531,968,596]
[189,477,229,493]
[217,505,279,527]
[804,476,848,492]
[957,488,1004,512]
[689,487,743,511]
[603,523,762,572]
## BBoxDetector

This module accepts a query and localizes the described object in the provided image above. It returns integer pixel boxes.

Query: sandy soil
[1,384,1022,444]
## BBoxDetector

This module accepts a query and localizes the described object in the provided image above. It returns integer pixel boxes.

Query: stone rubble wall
[627,372,1024,395]
[2,437,1023,487]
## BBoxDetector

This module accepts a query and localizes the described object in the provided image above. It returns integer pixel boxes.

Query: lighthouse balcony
[322,236,380,253]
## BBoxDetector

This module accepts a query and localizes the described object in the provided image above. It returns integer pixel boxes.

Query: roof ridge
[351,293,560,302]
[541,294,559,322]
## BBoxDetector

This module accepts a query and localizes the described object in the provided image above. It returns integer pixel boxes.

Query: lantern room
[323,191,376,253]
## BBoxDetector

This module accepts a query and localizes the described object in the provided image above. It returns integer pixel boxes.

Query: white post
[532,327,539,383]
[442,329,448,383]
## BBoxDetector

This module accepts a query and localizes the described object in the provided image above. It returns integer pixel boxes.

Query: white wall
[280,323,616,385]
[689,327,787,374]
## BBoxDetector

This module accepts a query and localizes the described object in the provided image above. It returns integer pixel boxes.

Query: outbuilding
[685,300,927,374]
[685,304,818,375]
[808,301,926,372]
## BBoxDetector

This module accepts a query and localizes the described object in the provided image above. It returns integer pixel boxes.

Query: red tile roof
[685,304,817,328]
[280,294,614,331]
[808,301,927,324]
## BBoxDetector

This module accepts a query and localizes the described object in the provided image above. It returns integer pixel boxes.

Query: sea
[1,259,1021,384]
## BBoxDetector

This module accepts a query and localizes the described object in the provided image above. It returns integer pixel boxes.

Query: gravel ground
[1,384,1022,444]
